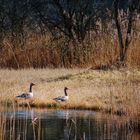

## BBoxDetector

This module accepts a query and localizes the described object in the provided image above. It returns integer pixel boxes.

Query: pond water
[1,108,140,140]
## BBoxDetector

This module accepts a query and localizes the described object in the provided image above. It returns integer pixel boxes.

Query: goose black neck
[29,85,33,92]
[64,89,68,96]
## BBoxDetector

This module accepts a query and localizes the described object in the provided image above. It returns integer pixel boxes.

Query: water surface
[1,108,140,140]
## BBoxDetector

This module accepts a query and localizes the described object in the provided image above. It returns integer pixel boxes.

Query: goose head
[30,83,35,86]
[64,87,68,90]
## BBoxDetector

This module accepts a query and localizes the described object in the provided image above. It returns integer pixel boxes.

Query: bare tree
[31,0,101,43]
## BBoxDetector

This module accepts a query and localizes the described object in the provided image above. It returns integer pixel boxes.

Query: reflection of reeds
[0,104,140,139]
[0,101,40,140]
[64,112,140,140]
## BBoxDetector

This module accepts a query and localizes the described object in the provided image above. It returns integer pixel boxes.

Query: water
[1,108,140,140]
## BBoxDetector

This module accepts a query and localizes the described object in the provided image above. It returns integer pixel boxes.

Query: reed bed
[0,33,140,69]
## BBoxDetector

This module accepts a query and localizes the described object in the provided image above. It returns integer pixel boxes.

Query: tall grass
[0,33,140,69]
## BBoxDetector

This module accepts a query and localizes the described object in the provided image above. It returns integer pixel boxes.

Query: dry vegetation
[0,1,139,139]
[0,33,140,69]
[0,68,139,118]
[0,68,140,140]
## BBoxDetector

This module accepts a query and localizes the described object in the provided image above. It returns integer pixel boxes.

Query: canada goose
[53,87,69,102]
[16,83,35,99]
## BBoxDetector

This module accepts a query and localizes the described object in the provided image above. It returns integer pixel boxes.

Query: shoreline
[0,68,139,120]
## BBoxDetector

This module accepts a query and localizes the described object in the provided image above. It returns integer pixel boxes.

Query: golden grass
[0,68,139,117]
[0,33,140,69]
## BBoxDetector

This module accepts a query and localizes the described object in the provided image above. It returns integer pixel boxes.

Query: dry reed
[0,33,140,69]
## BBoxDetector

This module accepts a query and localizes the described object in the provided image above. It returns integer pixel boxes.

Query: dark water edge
[1,109,140,140]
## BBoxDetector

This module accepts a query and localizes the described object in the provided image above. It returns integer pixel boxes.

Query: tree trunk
[123,3,134,61]
[114,0,125,62]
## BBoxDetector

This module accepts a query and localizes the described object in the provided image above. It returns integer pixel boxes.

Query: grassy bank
[0,68,139,116]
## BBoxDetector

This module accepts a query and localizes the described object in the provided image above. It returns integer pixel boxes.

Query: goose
[53,87,69,102]
[16,83,35,99]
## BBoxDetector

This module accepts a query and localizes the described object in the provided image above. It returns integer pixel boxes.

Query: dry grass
[0,33,140,69]
[0,68,139,117]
